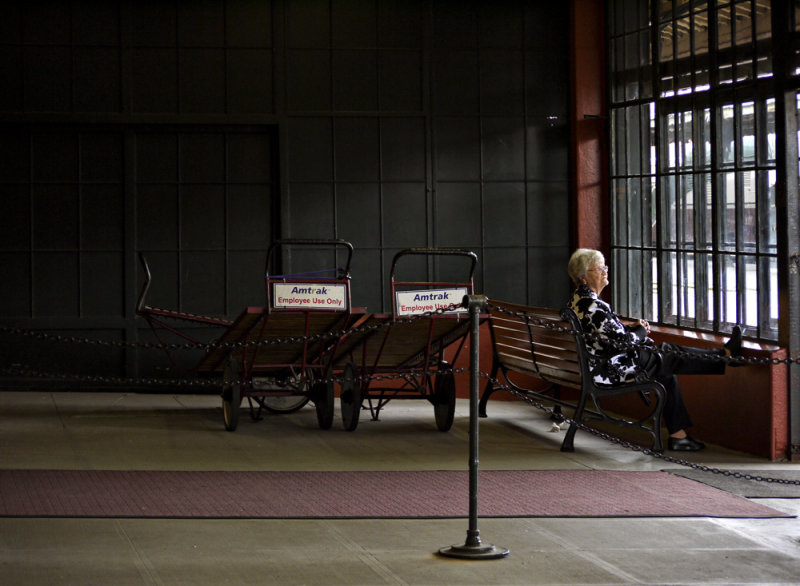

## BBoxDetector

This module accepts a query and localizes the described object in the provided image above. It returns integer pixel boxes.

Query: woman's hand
[636,318,650,334]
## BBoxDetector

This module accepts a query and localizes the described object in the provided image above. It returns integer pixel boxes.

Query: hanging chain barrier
[3,300,798,364]
[0,303,466,388]
[1,300,798,486]
[1,362,467,393]
[486,302,800,367]
[480,370,800,486]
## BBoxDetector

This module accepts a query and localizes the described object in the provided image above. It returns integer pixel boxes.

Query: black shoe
[668,436,706,451]
[724,325,743,364]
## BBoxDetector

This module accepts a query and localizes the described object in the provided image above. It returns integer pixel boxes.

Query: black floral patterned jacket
[566,284,653,386]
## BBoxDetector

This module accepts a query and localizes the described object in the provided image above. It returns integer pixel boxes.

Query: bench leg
[652,431,664,452]
[478,364,499,418]
[551,386,563,422]
[560,392,589,452]
[478,379,493,418]
[649,395,666,452]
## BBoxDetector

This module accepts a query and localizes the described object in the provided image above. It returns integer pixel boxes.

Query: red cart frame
[333,248,477,432]
[136,239,365,431]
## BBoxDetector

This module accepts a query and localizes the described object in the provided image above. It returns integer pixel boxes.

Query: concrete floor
[1,390,799,585]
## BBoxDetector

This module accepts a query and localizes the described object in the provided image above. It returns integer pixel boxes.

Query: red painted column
[570,0,609,255]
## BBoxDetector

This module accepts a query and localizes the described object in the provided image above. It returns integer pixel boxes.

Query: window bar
[678,171,688,325]
[735,104,747,326]
[693,165,705,326]
[754,97,766,338]
[651,0,663,325]
[640,171,649,321]
[737,175,748,328]
[756,254,769,338]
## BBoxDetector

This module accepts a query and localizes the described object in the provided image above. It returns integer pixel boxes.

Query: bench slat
[498,354,582,385]
[495,341,578,367]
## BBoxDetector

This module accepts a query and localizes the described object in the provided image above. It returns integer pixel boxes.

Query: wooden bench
[478,300,666,452]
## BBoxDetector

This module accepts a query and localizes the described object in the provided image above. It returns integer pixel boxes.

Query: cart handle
[136,253,233,327]
[265,239,355,280]
[389,248,479,285]
[136,253,153,314]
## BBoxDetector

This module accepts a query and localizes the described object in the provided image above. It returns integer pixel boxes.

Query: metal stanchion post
[438,295,509,560]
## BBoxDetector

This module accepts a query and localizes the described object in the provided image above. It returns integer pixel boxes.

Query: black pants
[637,342,726,434]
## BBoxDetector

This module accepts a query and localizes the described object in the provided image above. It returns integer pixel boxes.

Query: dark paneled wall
[282,1,571,311]
[0,0,570,378]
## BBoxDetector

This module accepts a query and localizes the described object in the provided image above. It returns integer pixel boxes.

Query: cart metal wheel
[222,358,242,432]
[313,379,335,429]
[261,394,310,414]
[340,362,362,432]
[433,364,456,432]
[257,372,311,414]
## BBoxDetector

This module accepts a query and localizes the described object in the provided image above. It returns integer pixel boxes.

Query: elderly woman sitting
[565,248,743,452]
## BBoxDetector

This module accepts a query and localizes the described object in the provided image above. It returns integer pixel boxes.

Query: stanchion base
[438,543,509,560]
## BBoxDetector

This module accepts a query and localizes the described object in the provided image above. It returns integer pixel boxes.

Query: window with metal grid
[608,0,798,342]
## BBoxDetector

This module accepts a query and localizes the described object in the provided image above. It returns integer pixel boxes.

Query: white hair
[567,248,604,285]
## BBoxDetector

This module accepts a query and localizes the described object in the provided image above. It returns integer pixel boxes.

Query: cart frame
[136,239,362,431]
[335,248,478,432]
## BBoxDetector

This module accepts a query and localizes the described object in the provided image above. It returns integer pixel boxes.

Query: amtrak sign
[395,288,467,316]
[273,283,347,310]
